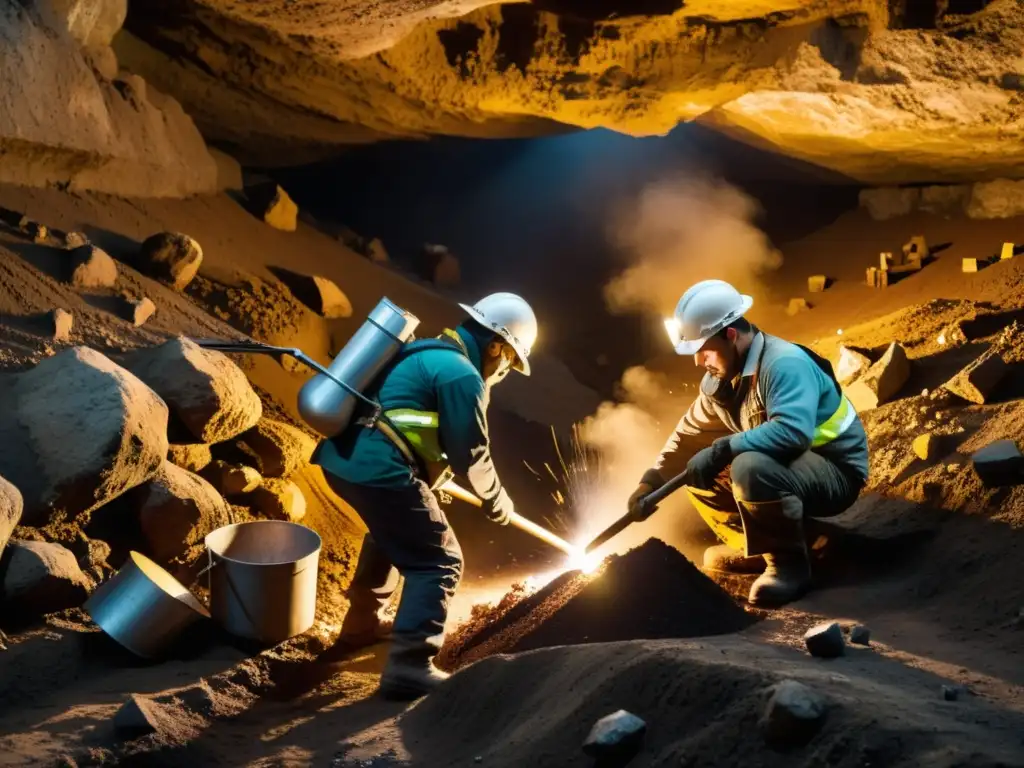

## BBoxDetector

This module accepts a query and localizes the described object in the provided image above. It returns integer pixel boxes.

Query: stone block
[942,346,1007,405]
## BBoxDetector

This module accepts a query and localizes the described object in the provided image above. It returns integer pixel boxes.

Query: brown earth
[1,179,1024,767]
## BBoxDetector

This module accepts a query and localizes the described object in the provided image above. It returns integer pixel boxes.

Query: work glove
[685,437,734,491]
[627,482,654,520]
[482,487,513,526]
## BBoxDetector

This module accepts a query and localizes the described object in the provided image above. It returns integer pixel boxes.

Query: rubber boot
[737,496,812,607]
[702,544,766,574]
[379,638,450,701]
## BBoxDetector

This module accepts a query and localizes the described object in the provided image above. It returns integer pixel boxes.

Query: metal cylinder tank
[297,297,419,437]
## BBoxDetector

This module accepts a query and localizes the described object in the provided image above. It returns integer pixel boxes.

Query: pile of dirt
[438,539,757,671]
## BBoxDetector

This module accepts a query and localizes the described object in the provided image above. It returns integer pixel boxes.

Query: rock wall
[0,1,224,198]
[116,0,1024,183]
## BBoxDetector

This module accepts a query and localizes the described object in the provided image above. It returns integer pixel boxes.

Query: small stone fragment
[912,434,934,461]
[761,680,827,750]
[582,709,647,764]
[137,232,203,291]
[366,238,389,263]
[113,694,172,739]
[126,297,156,327]
[845,342,910,411]
[849,625,871,646]
[52,308,73,342]
[942,685,960,702]
[942,345,1007,405]
[804,622,845,658]
[25,221,48,243]
[68,245,118,289]
[963,258,979,273]
[64,231,89,249]
[1001,242,1015,260]
[249,478,306,522]
[787,298,811,316]
[201,460,262,497]
[250,184,298,232]
[972,440,1024,487]
[807,275,828,293]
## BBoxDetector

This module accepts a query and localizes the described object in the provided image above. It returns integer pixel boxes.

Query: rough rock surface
[127,337,262,444]
[135,462,232,565]
[67,245,118,289]
[582,710,646,763]
[233,418,315,478]
[2,540,91,615]
[859,188,920,221]
[0,347,168,526]
[845,342,910,412]
[167,444,213,473]
[51,308,74,341]
[117,1,1024,182]
[0,475,23,556]
[0,2,220,197]
[136,232,203,291]
[248,184,298,232]
[761,680,828,750]
[965,179,1024,220]
[249,478,306,522]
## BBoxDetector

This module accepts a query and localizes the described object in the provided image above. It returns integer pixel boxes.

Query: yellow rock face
[116,1,1024,182]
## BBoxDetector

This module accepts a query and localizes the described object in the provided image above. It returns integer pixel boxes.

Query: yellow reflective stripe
[811,396,856,448]
[387,409,439,427]
[384,408,446,463]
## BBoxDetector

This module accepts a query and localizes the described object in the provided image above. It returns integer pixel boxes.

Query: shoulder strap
[759,334,841,397]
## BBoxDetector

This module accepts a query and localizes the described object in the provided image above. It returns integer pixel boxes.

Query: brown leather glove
[627,482,654,519]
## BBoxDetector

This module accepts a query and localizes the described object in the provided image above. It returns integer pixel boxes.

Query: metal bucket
[204,520,322,644]
[84,551,210,659]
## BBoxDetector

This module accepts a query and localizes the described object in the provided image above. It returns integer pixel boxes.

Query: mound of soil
[438,539,757,671]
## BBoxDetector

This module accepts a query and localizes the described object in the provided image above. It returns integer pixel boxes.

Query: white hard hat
[460,292,537,375]
[664,279,753,356]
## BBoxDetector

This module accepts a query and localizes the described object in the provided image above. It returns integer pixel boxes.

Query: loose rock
[63,231,89,249]
[367,237,389,263]
[912,434,935,461]
[233,418,315,478]
[249,478,306,522]
[52,308,74,341]
[200,460,262,497]
[845,342,910,411]
[249,184,298,232]
[135,462,232,565]
[972,440,1024,487]
[836,345,871,386]
[113,694,174,740]
[0,475,23,556]
[276,271,352,319]
[942,685,961,702]
[67,245,118,289]
[582,709,647,764]
[124,296,156,327]
[849,624,871,646]
[942,345,1007,405]
[167,444,213,473]
[804,622,845,658]
[136,232,203,291]
[24,220,48,243]
[786,298,811,316]
[2,541,91,615]
[807,275,828,293]
[761,680,828,750]
[0,347,168,526]
[126,337,262,444]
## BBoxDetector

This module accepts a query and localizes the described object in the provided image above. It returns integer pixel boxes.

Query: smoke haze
[604,175,782,317]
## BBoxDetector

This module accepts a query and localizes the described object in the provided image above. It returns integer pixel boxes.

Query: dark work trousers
[324,473,464,658]
[685,450,865,550]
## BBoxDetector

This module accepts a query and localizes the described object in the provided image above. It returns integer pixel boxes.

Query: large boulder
[0,475,23,556]
[127,337,262,444]
[135,462,231,565]
[965,179,1024,220]
[136,232,203,291]
[2,540,91,616]
[858,187,920,221]
[38,0,128,48]
[0,347,168,526]
[233,418,315,478]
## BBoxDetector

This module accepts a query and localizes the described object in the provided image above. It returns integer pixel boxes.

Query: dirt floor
[2,182,1024,766]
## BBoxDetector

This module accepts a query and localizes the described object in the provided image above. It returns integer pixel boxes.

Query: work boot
[702,544,765,574]
[319,598,393,662]
[379,640,450,701]
[748,551,812,607]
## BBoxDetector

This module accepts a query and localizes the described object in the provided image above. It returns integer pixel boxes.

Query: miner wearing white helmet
[314,292,538,699]
[629,279,869,607]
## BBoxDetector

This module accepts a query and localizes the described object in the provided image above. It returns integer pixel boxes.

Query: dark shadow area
[82,292,128,318]
[959,308,1024,340]
[890,432,972,486]
[903,341,988,394]
[266,266,322,315]
[532,0,683,18]
[930,241,953,254]
[1,239,69,281]
[82,225,140,262]
[988,361,1024,405]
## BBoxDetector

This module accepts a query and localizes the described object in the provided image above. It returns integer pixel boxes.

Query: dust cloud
[604,175,782,317]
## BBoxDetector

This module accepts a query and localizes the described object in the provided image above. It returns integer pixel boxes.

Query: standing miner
[314,293,538,700]
[629,279,869,607]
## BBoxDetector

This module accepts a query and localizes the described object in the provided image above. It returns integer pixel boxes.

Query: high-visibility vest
[811,394,857,448]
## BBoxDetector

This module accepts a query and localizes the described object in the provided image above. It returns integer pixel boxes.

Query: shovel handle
[638,468,692,516]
